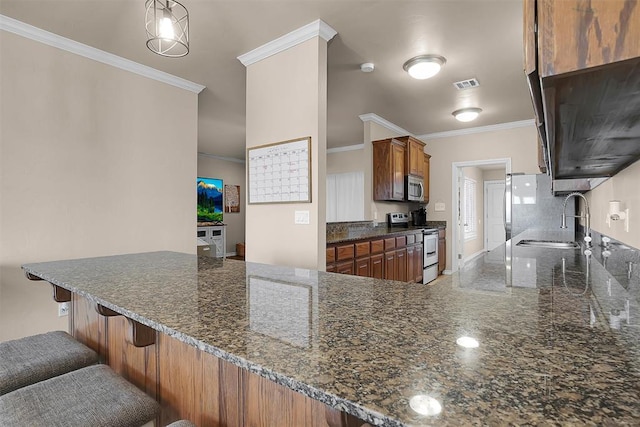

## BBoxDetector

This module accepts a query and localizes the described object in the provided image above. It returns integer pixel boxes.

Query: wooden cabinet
[423,153,431,204]
[370,253,384,279]
[524,0,640,181]
[438,229,446,275]
[327,231,428,283]
[372,138,406,201]
[395,136,426,178]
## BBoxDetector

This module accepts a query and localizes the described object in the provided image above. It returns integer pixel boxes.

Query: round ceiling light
[403,55,446,80]
[409,395,443,416]
[456,336,480,348]
[452,108,482,122]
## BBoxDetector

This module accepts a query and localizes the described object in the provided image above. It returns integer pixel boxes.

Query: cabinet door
[415,244,423,283]
[355,257,371,277]
[407,138,425,177]
[326,264,337,273]
[336,260,355,275]
[438,237,446,275]
[406,245,415,283]
[370,253,384,279]
[423,153,431,204]
[395,248,407,282]
[392,143,405,200]
[384,251,397,280]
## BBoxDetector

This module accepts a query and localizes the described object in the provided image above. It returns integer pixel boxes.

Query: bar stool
[0,331,98,395]
[0,364,160,426]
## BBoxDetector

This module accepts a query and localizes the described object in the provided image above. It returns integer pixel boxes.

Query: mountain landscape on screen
[197,177,223,222]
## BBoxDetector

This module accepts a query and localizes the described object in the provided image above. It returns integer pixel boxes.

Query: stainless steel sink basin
[516,239,580,249]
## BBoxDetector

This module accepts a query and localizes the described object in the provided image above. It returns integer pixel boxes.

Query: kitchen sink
[516,239,580,249]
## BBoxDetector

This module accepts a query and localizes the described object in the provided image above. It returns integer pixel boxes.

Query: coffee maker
[411,207,427,226]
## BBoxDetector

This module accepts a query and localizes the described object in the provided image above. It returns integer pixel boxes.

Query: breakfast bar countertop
[21,231,640,426]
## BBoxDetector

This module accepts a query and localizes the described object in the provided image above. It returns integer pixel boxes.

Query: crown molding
[419,119,536,140]
[237,19,337,66]
[198,152,246,164]
[0,14,205,94]
[327,144,364,154]
[359,113,411,137]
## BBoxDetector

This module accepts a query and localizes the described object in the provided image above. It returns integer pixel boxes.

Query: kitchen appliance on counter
[423,229,439,284]
[387,212,410,228]
[411,207,427,226]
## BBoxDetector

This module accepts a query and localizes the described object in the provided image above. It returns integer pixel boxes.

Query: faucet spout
[561,192,590,244]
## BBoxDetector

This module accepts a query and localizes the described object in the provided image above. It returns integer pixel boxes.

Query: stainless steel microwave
[405,175,424,202]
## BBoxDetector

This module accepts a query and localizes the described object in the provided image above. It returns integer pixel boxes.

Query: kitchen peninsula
[22,232,640,426]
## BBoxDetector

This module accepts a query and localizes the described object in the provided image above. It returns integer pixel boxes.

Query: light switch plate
[295,210,310,224]
[434,202,445,212]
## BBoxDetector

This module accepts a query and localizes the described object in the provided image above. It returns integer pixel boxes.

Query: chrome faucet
[561,192,591,246]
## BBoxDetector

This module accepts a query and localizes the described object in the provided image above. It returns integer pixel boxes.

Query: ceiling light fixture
[452,108,482,122]
[145,0,189,58]
[403,55,446,80]
[360,63,375,73]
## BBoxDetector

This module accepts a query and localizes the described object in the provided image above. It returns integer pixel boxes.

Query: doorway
[484,180,506,251]
[451,158,511,272]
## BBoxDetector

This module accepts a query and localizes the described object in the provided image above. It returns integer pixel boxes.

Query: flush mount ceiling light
[145,0,189,57]
[452,108,482,122]
[403,55,446,79]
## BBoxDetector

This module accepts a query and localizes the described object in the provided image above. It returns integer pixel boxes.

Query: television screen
[197,177,223,222]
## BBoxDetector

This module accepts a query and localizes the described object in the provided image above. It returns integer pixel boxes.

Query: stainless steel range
[422,229,439,284]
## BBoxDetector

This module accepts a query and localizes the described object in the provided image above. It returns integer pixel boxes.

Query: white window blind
[326,172,364,222]
[463,177,477,240]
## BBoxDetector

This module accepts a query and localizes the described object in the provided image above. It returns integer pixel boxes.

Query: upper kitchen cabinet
[525,0,640,190]
[373,138,406,201]
[395,136,426,178]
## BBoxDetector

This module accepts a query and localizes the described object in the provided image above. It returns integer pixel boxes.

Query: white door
[485,180,506,251]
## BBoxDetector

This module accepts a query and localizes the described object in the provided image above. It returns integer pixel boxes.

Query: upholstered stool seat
[0,331,99,395]
[0,364,160,427]
[166,421,197,427]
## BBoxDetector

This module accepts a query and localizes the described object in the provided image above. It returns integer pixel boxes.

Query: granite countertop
[327,221,445,245]
[21,230,640,426]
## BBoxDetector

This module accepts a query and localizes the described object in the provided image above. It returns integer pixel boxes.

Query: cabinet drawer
[336,244,355,261]
[384,238,396,251]
[406,234,415,245]
[355,241,370,257]
[371,239,384,254]
[396,236,407,248]
[326,247,336,264]
[416,233,423,243]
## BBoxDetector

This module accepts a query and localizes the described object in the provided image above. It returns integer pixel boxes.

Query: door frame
[483,179,506,251]
[451,158,511,273]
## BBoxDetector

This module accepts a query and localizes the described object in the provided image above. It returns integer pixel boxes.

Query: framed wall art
[224,184,241,213]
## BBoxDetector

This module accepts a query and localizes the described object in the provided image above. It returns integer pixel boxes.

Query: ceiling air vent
[453,78,480,90]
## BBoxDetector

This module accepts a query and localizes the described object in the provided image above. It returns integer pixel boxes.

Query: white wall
[424,125,539,270]
[197,155,246,254]
[586,158,640,249]
[0,32,197,341]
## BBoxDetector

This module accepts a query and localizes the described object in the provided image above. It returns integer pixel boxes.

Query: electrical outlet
[58,302,69,317]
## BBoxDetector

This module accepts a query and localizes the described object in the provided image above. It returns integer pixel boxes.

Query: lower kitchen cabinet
[336,260,355,275]
[395,248,407,282]
[384,251,397,280]
[355,257,371,277]
[326,228,443,283]
[438,229,446,274]
[370,253,384,279]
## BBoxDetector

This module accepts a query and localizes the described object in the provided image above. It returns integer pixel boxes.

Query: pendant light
[145,0,189,57]
[403,55,446,80]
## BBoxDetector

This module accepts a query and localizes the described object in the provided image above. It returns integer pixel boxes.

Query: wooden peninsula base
[69,293,366,427]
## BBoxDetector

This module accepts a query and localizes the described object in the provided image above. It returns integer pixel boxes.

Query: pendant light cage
[145,0,189,57]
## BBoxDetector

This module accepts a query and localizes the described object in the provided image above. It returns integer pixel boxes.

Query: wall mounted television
[197,177,223,222]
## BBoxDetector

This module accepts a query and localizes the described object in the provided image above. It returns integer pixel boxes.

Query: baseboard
[463,250,487,264]
[443,270,453,275]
